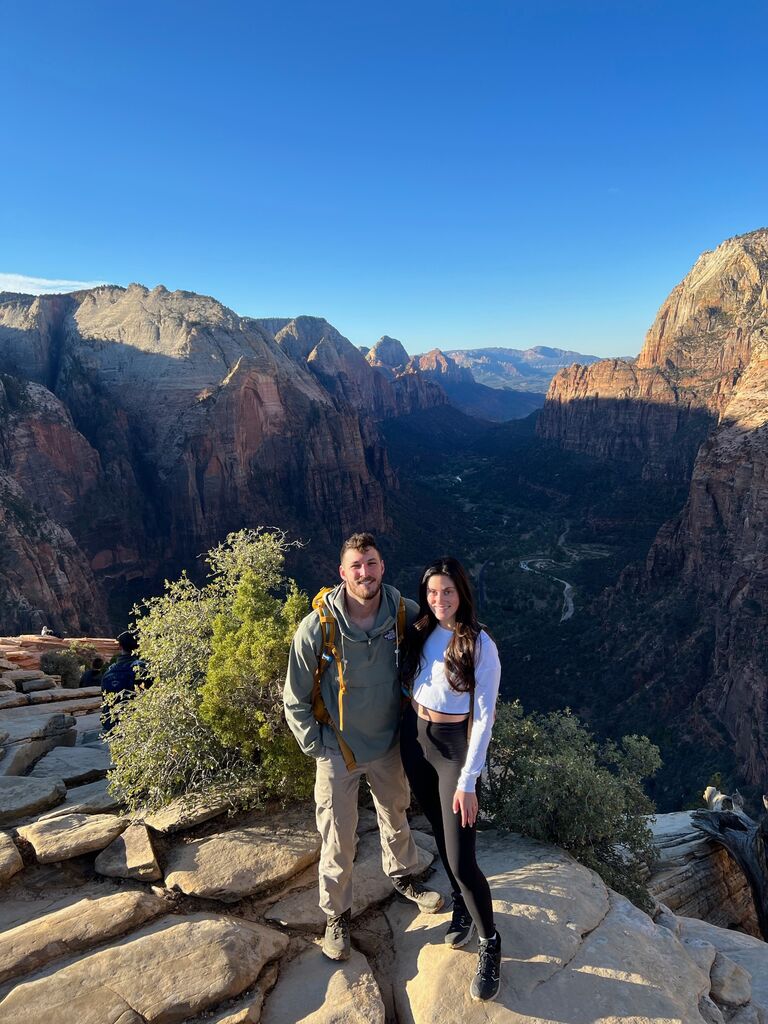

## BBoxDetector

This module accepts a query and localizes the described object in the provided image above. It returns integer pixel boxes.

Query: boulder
[265,829,434,931]
[28,745,110,786]
[385,831,713,1024]
[0,776,66,825]
[38,778,120,819]
[16,813,129,863]
[261,945,385,1024]
[710,952,752,1007]
[0,833,23,885]
[0,913,289,1024]
[164,807,320,902]
[95,824,161,882]
[0,679,16,692]
[675,917,768,1011]
[0,890,168,985]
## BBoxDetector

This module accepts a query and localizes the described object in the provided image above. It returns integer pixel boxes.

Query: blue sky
[2,0,767,357]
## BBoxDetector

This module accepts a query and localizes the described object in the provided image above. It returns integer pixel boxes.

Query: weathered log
[691,786,768,941]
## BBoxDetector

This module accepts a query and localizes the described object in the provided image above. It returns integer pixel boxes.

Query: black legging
[400,703,494,938]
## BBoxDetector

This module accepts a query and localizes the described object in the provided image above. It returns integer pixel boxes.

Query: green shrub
[40,650,82,688]
[107,528,314,813]
[484,701,661,908]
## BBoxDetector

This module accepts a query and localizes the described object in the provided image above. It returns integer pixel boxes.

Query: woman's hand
[452,789,478,828]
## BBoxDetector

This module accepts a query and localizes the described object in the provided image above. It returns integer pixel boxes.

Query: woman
[400,557,502,1002]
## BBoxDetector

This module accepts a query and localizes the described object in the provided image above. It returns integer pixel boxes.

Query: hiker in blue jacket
[100,631,148,733]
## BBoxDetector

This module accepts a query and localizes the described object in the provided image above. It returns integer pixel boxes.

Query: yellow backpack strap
[310,587,354,762]
[397,597,407,642]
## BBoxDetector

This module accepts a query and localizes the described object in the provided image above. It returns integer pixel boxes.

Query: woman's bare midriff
[411,698,469,723]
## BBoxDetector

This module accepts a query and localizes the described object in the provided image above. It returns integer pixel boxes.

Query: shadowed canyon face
[0,288,447,633]
[537,228,768,792]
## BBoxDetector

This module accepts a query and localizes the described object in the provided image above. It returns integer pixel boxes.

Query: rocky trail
[2,643,768,1022]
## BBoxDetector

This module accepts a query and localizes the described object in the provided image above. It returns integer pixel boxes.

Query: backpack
[101,657,141,696]
[310,587,407,771]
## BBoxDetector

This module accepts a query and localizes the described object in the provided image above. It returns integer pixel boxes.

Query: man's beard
[346,578,382,602]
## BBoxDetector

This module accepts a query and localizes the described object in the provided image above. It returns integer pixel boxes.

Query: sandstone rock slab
[0,833,23,885]
[0,692,27,710]
[261,945,385,1024]
[265,829,434,931]
[0,776,66,824]
[17,812,129,863]
[385,831,717,1024]
[142,794,230,833]
[0,890,168,985]
[19,676,57,693]
[39,778,120,819]
[1,669,46,683]
[95,823,161,881]
[29,744,110,785]
[0,913,289,1024]
[164,807,319,902]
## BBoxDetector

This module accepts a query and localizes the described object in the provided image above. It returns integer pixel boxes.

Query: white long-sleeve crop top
[411,625,501,792]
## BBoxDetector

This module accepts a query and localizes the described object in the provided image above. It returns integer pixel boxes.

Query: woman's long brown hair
[401,557,482,694]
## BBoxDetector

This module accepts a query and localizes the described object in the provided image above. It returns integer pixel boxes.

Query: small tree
[107,529,313,813]
[485,701,661,908]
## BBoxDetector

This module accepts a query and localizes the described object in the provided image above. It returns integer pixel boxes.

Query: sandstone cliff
[538,229,768,793]
[538,230,768,480]
[0,375,109,634]
[0,289,422,628]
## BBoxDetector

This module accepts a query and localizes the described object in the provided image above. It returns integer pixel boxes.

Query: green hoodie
[284,582,418,763]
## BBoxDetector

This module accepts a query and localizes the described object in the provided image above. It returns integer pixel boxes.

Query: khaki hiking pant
[314,743,421,917]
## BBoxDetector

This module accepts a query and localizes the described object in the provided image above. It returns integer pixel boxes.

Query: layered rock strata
[539,229,768,789]
[538,230,768,480]
[0,290,449,629]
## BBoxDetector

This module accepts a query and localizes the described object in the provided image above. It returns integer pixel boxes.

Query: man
[101,631,147,733]
[284,532,443,961]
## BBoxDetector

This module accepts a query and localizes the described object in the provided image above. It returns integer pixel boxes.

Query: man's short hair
[340,532,380,563]
[116,630,138,653]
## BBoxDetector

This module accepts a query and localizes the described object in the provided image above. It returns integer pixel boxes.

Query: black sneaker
[470,930,501,1001]
[322,909,351,961]
[444,892,475,948]
[393,875,444,913]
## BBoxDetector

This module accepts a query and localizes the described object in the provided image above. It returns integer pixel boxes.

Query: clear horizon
[2,1,766,359]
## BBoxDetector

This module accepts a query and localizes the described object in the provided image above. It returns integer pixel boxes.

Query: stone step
[163,807,320,902]
[28,746,111,787]
[261,945,385,1024]
[265,830,434,931]
[0,777,66,825]
[0,890,168,988]
[16,813,129,863]
[0,913,289,1024]
[37,779,119,820]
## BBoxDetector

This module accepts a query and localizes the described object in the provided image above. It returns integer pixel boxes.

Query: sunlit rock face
[0,287,445,628]
[538,229,768,480]
[537,229,768,789]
